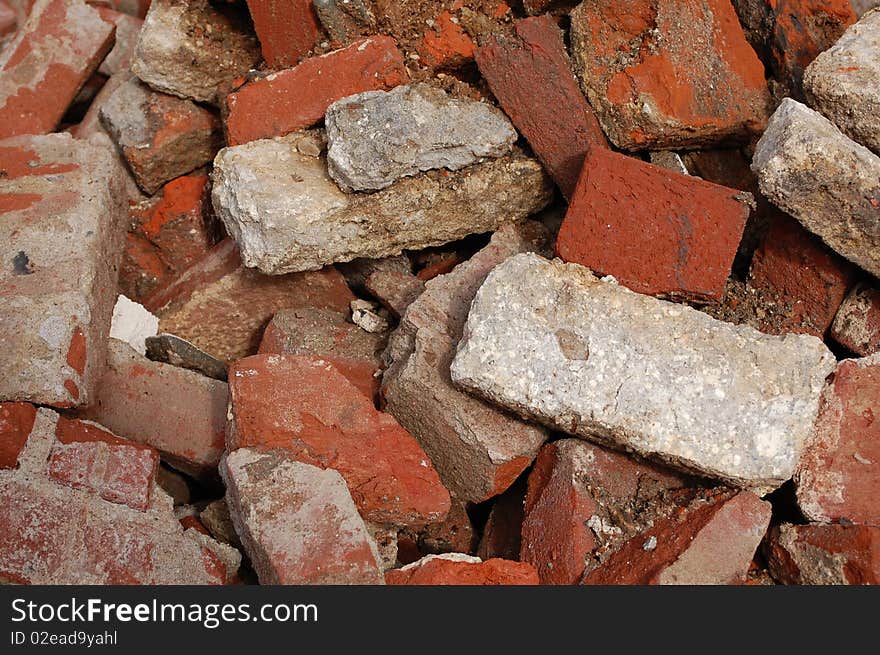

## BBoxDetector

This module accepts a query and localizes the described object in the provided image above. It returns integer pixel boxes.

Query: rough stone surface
[221,448,384,585]
[131,0,260,104]
[474,14,608,200]
[245,0,320,69]
[78,339,228,480]
[582,489,771,584]
[365,270,425,319]
[795,354,880,526]
[804,8,880,155]
[764,522,880,584]
[313,0,375,43]
[830,282,880,356]
[382,223,550,503]
[228,354,451,527]
[385,553,539,585]
[752,99,880,278]
[556,146,752,302]
[450,254,836,491]
[144,334,228,381]
[200,498,242,550]
[0,133,127,407]
[100,77,222,194]
[569,0,770,150]
[0,0,115,138]
[212,132,553,275]
[224,36,408,146]
[325,83,516,192]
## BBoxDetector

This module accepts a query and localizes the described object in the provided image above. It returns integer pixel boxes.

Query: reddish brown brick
[224,36,408,146]
[365,269,424,319]
[764,523,880,584]
[386,554,539,585]
[0,0,115,138]
[475,15,608,199]
[398,499,476,564]
[0,0,17,35]
[556,147,751,302]
[418,8,474,69]
[0,402,37,469]
[246,0,320,69]
[831,283,880,356]
[228,353,451,527]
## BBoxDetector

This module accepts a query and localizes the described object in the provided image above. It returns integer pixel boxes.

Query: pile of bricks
[1,0,878,585]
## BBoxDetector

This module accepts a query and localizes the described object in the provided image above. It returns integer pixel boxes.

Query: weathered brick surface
[569,0,770,150]
[0,133,127,407]
[0,0,16,36]
[397,499,476,564]
[222,448,384,584]
[0,402,37,469]
[365,270,425,319]
[796,354,880,526]
[78,339,228,480]
[0,0,115,138]
[224,36,408,145]
[246,0,320,69]
[556,147,751,302]
[764,522,880,584]
[228,354,450,527]
[100,77,222,194]
[418,8,474,69]
[475,15,607,199]
[386,554,539,585]
[831,283,880,356]
[95,7,141,76]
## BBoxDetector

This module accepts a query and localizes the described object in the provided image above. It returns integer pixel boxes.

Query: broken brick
[418,9,474,69]
[0,0,115,138]
[245,0,320,69]
[0,402,37,469]
[795,354,880,526]
[95,7,141,76]
[398,499,476,563]
[0,0,17,36]
[224,36,408,146]
[228,353,450,527]
[385,554,539,585]
[365,269,425,319]
[556,147,751,301]
[475,14,608,199]
[830,283,880,356]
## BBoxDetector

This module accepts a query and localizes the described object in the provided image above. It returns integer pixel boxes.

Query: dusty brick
[0,133,127,407]
[475,15,608,199]
[228,353,450,527]
[582,489,771,584]
[222,448,384,584]
[570,0,770,150]
[100,77,221,194]
[556,147,751,302]
[0,0,115,138]
[419,9,474,69]
[795,355,880,526]
[386,553,539,585]
[246,0,320,69]
[224,36,408,146]
[95,7,141,76]
[88,0,151,18]
[0,402,36,469]
[831,283,880,356]
[258,307,382,400]
[365,270,425,318]
[78,339,228,480]
[764,522,880,584]
[147,239,356,363]
[132,0,260,104]
[522,439,690,585]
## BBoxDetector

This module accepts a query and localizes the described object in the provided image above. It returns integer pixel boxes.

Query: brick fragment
[475,15,608,199]
[418,9,474,69]
[795,354,880,526]
[830,283,880,356]
[222,448,384,584]
[0,133,127,407]
[522,0,577,13]
[246,0,320,69]
[145,334,229,381]
[365,270,425,318]
[556,147,751,302]
[386,553,539,585]
[313,0,375,43]
[228,353,450,527]
[0,0,18,36]
[398,499,476,564]
[0,0,115,138]
[0,402,37,469]
[224,36,408,145]
[95,7,141,76]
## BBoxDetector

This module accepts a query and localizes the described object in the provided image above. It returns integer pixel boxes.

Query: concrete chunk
[450,254,836,491]
[212,133,553,274]
[751,99,880,278]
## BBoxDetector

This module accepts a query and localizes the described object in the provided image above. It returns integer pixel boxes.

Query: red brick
[0,402,36,469]
[749,215,856,337]
[386,554,539,585]
[365,269,425,318]
[0,0,115,138]
[764,523,880,585]
[78,339,228,480]
[795,355,880,526]
[569,0,770,150]
[94,7,141,75]
[228,353,451,527]
[522,439,689,585]
[475,15,608,200]
[246,0,320,69]
[224,36,408,146]
[0,0,17,35]
[556,147,751,302]
[582,490,771,585]
[418,9,474,69]
[831,283,880,356]
[121,171,218,303]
